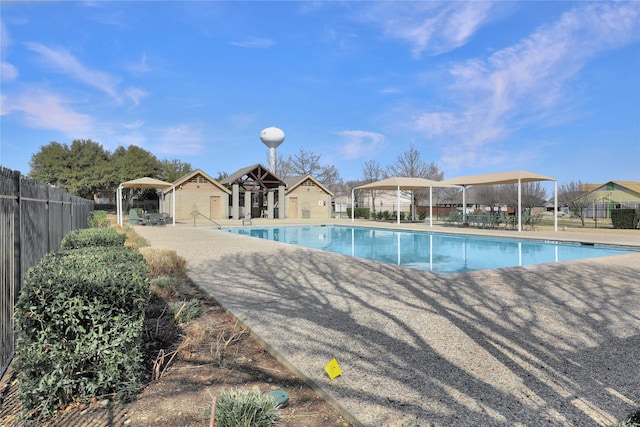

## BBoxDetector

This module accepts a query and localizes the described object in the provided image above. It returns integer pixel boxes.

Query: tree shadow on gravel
[187,246,640,427]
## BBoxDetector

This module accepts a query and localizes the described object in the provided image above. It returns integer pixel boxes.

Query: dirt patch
[0,276,351,427]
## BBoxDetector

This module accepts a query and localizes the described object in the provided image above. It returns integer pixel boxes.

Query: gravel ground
[134,220,640,427]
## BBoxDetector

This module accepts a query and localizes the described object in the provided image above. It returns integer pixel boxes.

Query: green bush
[61,227,126,249]
[346,207,371,219]
[213,388,281,427]
[87,210,109,228]
[15,245,149,419]
[611,209,640,229]
[418,211,427,220]
[609,407,640,427]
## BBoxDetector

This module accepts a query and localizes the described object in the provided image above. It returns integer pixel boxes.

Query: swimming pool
[226,225,635,273]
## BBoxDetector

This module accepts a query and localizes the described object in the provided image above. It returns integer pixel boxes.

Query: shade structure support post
[396,185,400,224]
[117,185,123,226]
[462,186,467,225]
[351,189,354,222]
[554,180,557,232]
[429,186,433,227]
[517,178,522,232]
[172,186,176,226]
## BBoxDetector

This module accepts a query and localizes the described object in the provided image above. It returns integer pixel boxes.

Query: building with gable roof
[161,169,231,221]
[220,164,286,219]
[579,181,640,218]
[283,175,334,219]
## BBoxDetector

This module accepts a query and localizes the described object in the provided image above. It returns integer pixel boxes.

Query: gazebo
[352,177,460,226]
[439,170,557,232]
[116,177,175,226]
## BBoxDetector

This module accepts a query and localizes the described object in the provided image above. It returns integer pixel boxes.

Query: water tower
[260,127,285,172]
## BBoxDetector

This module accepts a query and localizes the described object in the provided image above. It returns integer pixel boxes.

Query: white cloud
[125,54,152,74]
[411,2,640,171]
[124,86,148,106]
[25,42,122,101]
[363,2,497,57]
[334,130,385,160]
[230,38,275,48]
[156,124,205,156]
[1,62,17,82]
[3,89,92,136]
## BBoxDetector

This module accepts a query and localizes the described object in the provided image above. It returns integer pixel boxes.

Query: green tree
[28,141,70,187]
[29,139,110,199]
[111,145,161,210]
[159,159,193,183]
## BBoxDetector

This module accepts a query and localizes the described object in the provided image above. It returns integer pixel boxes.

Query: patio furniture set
[128,209,171,226]
[445,211,543,230]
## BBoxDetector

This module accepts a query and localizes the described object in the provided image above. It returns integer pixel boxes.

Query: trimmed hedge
[61,227,126,249]
[15,244,149,419]
[346,207,371,219]
[611,209,640,229]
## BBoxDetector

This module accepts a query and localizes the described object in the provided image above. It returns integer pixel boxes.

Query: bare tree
[268,151,292,180]
[362,160,383,213]
[317,164,341,189]
[558,180,594,227]
[475,185,502,214]
[288,148,322,176]
[500,182,547,220]
[386,144,445,219]
[279,148,341,188]
[386,144,443,180]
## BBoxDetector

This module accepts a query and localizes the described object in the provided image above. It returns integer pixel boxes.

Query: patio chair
[148,213,165,226]
[129,209,146,226]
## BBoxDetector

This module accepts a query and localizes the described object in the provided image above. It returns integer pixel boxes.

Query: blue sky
[1,1,639,192]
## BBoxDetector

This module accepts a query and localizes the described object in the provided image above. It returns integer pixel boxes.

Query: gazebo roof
[354,176,458,191]
[120,177,173,189]
[439,170,555,186]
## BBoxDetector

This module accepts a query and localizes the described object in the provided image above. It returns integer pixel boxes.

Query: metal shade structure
[439,170,557,232]
[352,177,460,226]
[116,177,176,226]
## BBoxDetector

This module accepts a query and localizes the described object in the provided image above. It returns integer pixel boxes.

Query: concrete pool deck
[134,219,640,426]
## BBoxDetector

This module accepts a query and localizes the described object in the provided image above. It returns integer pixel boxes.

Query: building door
[210,196,222,219]
[288,197,298,218]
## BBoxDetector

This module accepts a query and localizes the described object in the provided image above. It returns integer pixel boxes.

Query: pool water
[226,225,634,274]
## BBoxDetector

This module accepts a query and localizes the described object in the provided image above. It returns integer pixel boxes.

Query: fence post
[12,170,21,302]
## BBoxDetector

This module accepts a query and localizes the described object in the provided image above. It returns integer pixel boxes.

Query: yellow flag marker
[324,358,342,380]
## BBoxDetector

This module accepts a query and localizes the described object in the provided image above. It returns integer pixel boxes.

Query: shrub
[171,299,204,323]
[611,209,640,229]
[60,227,126,249]
[609,407,640,427]
[418,211,427,221]
[213,388,281,427]
[15,246,149,419]
[139,247,186,278]
[346,207,371,219]
[150,275,182,298]
[87,210,109,228]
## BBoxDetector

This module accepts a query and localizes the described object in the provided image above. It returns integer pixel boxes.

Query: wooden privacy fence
[0,167,94,378]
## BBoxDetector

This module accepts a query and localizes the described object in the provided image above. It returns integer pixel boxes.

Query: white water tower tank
[260,127,285,172]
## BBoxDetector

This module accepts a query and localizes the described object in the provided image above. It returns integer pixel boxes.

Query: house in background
[579,181,640,218]
[283,175,333,219]
[162,169,231,221]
